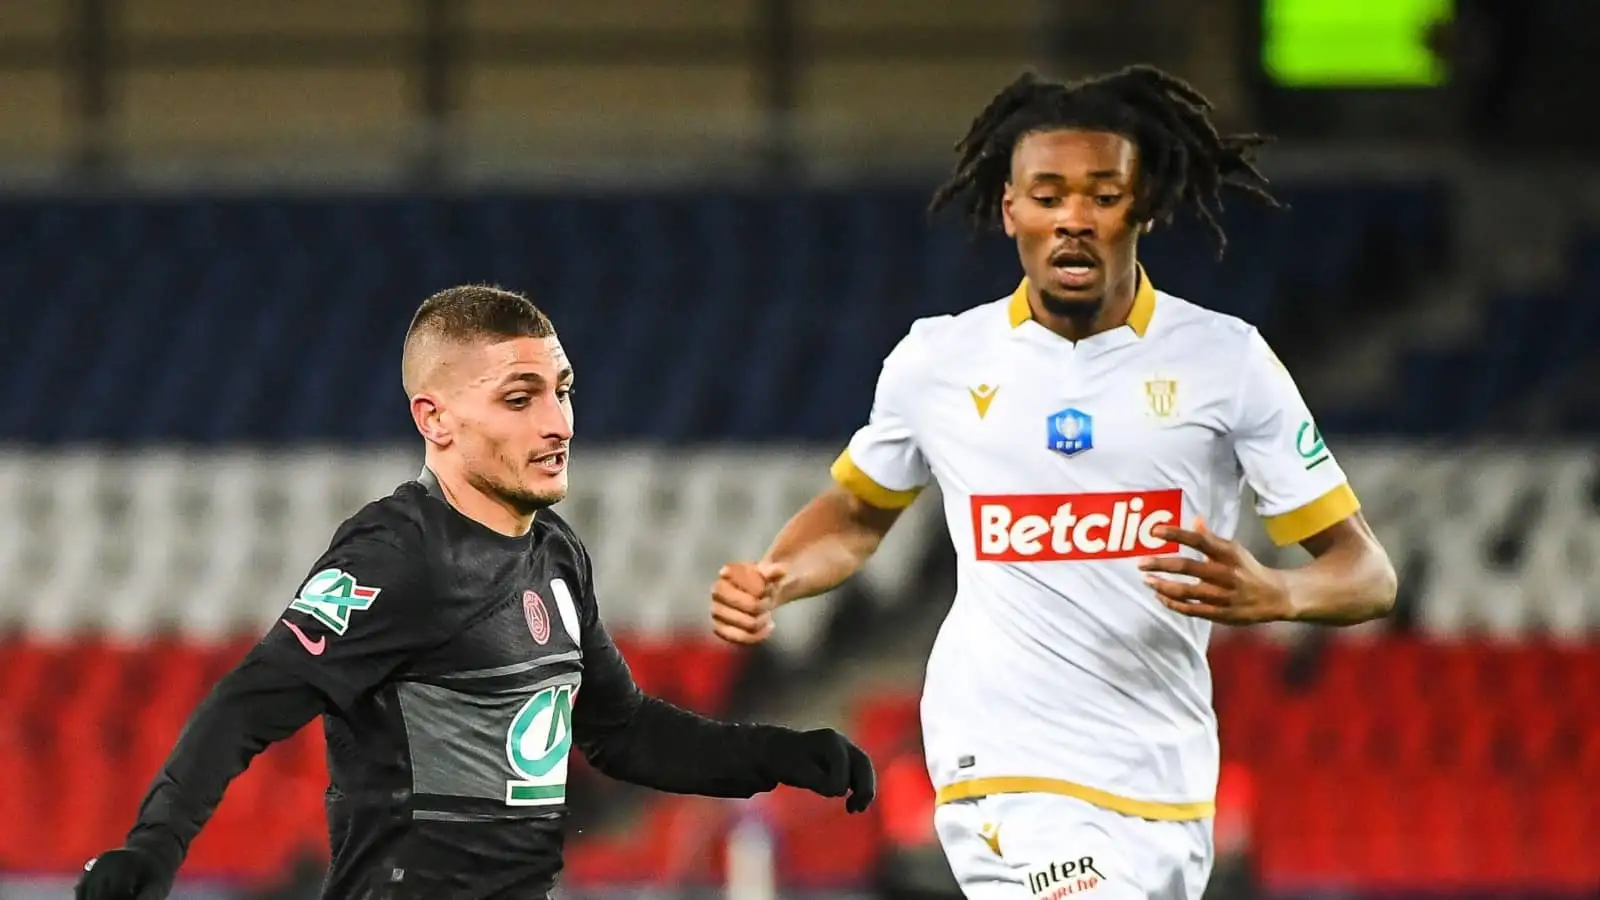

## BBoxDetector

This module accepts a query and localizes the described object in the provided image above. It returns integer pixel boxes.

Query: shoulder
[883,294,1015,375]
[533,508,596,615]
[1149,289,1299,427]
[534,507,588,563]
[320,482,431,575]
[535,508,594,591]
[1149,289,1266,358]
[330,482,429,550]
[288,483,433,615]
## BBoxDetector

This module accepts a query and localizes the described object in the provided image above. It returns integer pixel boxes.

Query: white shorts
[933,793,1214,900]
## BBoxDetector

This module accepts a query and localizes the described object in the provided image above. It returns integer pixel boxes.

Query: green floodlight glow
[1263,0,1453,88]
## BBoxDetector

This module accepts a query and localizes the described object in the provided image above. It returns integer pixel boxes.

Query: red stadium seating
[560,636,1599,892]
[6,633,1592,889]
[0,633,744,880]
[1210,635,1600,892]
[609,635,741,713]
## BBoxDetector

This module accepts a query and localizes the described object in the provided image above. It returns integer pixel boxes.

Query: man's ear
[411,394,452,448]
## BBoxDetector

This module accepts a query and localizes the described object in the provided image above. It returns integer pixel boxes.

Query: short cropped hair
[401,285,556,394]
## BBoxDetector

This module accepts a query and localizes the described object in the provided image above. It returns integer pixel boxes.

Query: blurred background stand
[1,2,1597,899]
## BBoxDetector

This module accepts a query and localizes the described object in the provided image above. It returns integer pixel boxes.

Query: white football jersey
[832,268,1359,820]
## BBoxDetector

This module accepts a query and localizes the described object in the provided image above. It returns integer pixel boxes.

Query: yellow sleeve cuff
[830,449,922,510]
[1260,482,1361,547]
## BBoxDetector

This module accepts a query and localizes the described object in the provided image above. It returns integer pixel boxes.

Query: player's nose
[1054,196,1097,238]
[537,397,574,439]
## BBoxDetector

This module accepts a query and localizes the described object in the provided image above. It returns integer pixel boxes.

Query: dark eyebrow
[499,368,574,390]
[499,372,547,390]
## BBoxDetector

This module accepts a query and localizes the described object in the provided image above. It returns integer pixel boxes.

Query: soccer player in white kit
[708,67,1398,900]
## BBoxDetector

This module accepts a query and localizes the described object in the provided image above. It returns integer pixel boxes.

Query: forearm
[1281,538,1397,626]
[764,487,899,606]
[124,656,326,869]
[579,696,781,797]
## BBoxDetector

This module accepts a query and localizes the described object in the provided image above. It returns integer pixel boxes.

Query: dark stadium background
[1,1,1596,898]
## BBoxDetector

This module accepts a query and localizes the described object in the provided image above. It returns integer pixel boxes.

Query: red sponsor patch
[970,489,1183,561]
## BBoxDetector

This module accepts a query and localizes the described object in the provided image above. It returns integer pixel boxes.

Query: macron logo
[282,618,327,656]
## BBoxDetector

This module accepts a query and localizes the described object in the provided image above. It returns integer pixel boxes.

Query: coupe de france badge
[1047,407,1094,457]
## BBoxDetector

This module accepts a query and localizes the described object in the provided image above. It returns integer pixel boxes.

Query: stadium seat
[878,752,938,848]
[770,785,882,888]
[0,186,1455,447]
[0,447,941,661]
[714,639,1594,893]
[849,693,922,759]
[0,635,728,881]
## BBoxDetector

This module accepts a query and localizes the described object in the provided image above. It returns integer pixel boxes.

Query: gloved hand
[757,727,876,813]
[75,847,171,900]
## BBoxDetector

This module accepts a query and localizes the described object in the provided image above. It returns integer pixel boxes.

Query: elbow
[1371,553,1399,620]
[573,708,643,783]
[1345,516,1398,624]
[578,744,621,781]
[1291,518,1399,627]
[577,731,636,783]
[1353,547,1399,625]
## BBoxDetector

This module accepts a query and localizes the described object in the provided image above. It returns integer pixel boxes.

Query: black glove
[75,847,172,900]
[756,727,876,813]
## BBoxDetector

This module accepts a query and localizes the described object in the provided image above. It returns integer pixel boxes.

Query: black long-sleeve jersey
[121,469,785,899]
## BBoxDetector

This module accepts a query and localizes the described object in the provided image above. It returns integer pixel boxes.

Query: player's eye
[505,395,530,409]
[1095,193,1123,207]
[1032,195,1061,208]
[556,386,575,402]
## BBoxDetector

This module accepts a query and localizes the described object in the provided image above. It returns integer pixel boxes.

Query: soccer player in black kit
[75,285,876,900]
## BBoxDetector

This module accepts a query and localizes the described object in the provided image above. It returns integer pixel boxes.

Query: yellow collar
[1008,264,1156,338]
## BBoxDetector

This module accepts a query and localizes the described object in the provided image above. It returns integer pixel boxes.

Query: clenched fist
[76,847,171,900]
[711,561,786,645]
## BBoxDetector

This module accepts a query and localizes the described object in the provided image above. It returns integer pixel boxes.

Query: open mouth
[531,450,568,474]
[1050,250,1098,289]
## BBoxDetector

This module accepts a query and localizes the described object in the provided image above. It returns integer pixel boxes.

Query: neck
[424,454,535,537]
[1029,264,1140,342]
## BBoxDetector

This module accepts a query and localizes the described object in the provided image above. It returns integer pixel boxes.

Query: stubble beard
[467,466,565,516]
[1039,288,1104,331]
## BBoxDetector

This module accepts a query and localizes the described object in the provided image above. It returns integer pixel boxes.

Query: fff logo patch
[1047,407,1094,457]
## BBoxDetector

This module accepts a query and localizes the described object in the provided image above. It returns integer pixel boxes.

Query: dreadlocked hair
[929,65,1281,258]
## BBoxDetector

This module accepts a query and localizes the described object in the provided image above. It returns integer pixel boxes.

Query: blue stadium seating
[1345,229,1600,436]
[0,183,1457,444]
